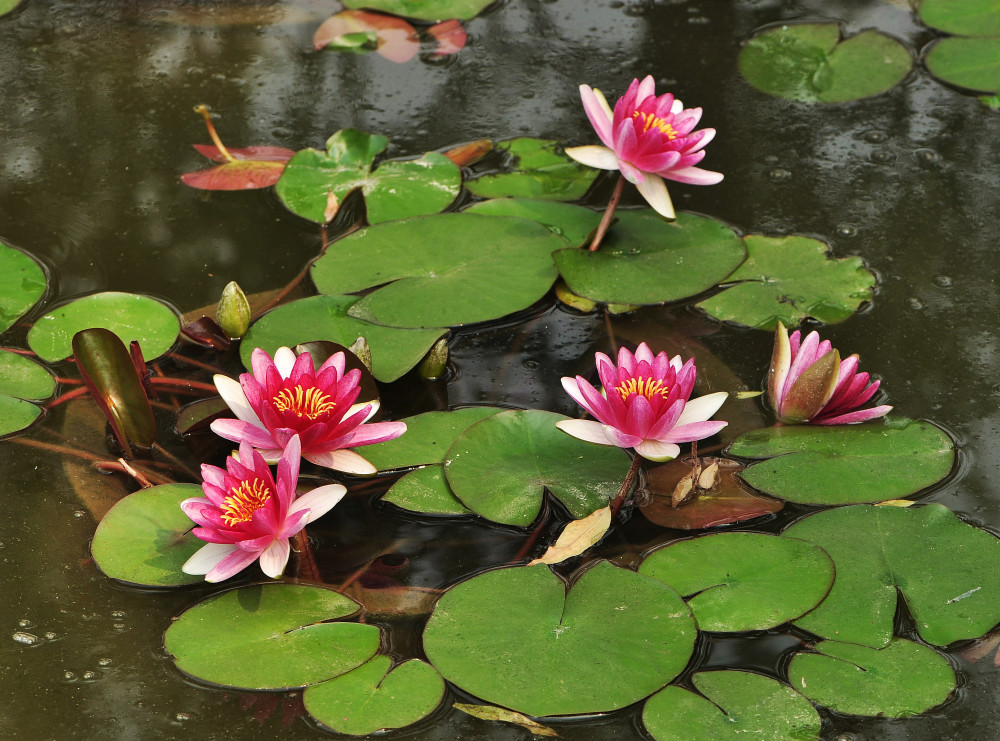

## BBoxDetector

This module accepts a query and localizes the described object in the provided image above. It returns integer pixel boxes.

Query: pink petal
[663,419,728,443]
[634,440,680,462]
[814,405,893,425]
[662,166,724,185]
[676,392,728,426]
[555,419,614,446]
[288,484,348,525]
[564,145,620,171]
[210,418,277,449]
[635,173,675,219]
[182,542,236,576]
[205,547,263,583]
[214,374,265,428]
[602,424,643,449]
[305,449,377,474]
[341,420,407,448]
[579,85,615,147]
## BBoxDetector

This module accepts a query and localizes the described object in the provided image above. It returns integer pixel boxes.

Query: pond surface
[3,0,1000,738]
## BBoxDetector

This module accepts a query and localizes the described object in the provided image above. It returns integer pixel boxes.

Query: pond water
[3,0,1000,738]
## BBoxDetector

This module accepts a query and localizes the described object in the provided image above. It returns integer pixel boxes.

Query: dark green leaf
[465,137,599,201]
[919,0,1000,37]
[382,465,473,515]
[0,395,43,438]
[465,199,603,249]
[0,241,46,334]
[362,407,504,469]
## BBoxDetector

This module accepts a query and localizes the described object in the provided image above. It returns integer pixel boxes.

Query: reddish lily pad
[465,138,599,201]
[313,10,419,63]
[181,144,294,190]
[427,19,466,56]
[0,241,47,334]
[342,0,493,22]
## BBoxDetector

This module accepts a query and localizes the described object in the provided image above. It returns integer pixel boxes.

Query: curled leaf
[528,506,612,566]
[454,704,560,737]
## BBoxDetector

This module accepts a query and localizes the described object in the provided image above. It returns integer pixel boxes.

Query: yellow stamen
[221,478,272,526]
[272,385,336,420]
[632,111,678,140]
[616,376,670,402]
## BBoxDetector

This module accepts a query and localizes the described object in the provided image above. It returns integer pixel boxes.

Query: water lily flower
[211,347,406,474]
[181,436,346,583]
[768,323,892,425]
[565,75,723,219]
[557,343,728,461]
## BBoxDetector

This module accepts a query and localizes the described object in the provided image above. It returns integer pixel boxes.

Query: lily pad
[311,214,563,329]
[303,656,445,735]
[342,0,492,22]
[27,291,180,362]
[382,465,472,515]
[181,145,293,190]
[275,129,460,224]
[465,137,599,201]
[639,532,834,632]
[465,199,603,249]
[0,349,54,401]
[553,211,745,306]
[423,562,697,717]
[696,234,875,329]
[362,407,504,469]
[0,395,43,438]
[241,294,446,383]
[919,0,1000,37]
[783,503,1000,647]
[642,671,821,740]
[444,409,632,526]
[788,638,955,717]
[925,37,1000,94]
[739,23,912,103]
[313,10,419,63]
[164,583,380,690]
[90,484,204,587]
[0,241,46,334]
[729,417,955,505]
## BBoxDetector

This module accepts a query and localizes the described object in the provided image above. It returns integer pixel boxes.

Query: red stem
[610,454,643,517]
[588,174,626,252]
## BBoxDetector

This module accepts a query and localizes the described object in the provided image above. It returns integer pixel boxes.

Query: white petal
[635,440,680,462]
[258,539,290,578]
[676,392,729,426]
[182,543,236,575]
[346,399,379,423]
[214,374,265,428]
[289,484,348,523]
[555,419,615,446]
[671,98,684,114]
[274,346,297,378]
[635,174,675,219]
[564,145,621,171]
[306,449,378,475]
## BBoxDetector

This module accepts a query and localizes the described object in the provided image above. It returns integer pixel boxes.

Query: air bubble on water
[913,147,941,164]
[862,130,887,143]
[97,658,113,667]
[82,671,99,681]
[12,632,39,646]
[768,168,791,182]
[113,623,126,632]
[64,671,77,682]
[991,384,1000,397]
[175,713,192,722]
[836,225,857,238]
[110,610,126,619]
[18,619,32,629]
[73,510,86,518]
[933,275,953,288]
[44,632,58,641]
[870,149,895,164]
[907,298,924,310]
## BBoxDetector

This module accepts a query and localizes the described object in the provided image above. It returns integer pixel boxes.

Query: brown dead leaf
[454,704,560,737]
[527,506,611,566]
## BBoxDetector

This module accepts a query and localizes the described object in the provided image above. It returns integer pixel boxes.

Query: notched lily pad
[465,137,599,201]
[729,417,955,505]
[465,199,603,249]
[696,234,875,330]
[362,407,504,469]
[739,22,912,103]
[382,465,473,515]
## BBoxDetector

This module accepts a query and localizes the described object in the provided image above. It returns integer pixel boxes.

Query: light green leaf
[465,137,599,201]
[0,241,46,334]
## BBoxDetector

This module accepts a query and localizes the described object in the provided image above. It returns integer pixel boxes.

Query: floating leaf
[303,656,445,735]
[465,138,599,201]
[553,212,745,305]
[0,349,54,401]
[919,0,1000,37]
[0,241,46,334]
[0,395,43,438]
[312,214,563,329]
[90,484,204,587]
[362,407,503,469]
[640,532,834,632]
[275,129,460,224]
[27,291,179,363]
[640,457,783,529]
[181,144,293,190]
[739,23,912,103]
[925,37,1000,94]
[444,409,631,526]
[0,0,25,17]
[342,0,493,22]
[313,10,418,63]
[696,234,875,329]
[783,503,1000,647]
[241,294,446,383]
[453,704,559,737]
[164,583,379,690]
[729,417,954,505]
[427,19,467,56]
[423,562,696,717]
[788,638,955,717]
[642,671,821,740]
[440,139,492,167]
[382,465,472,515]
[465,198,603,249]
[528,506,612,566]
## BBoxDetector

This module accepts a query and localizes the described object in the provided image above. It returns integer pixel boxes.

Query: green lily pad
[0,395,43,438]
[90,484,204,587]
[639,532,834,632]
[362,407,504,469]
[642,671,822,740]
[696,234,875,329]
[27,291,179,362]
[164,583,380,690]
[925,37,1000,94]
[444,409,632,527]
[783,503,1000,648]
[0,0,25,17]
[275,129,460,225]
[0,349,54,401]
[919,0,1000,37]
[788,638,955,717]
[729,417,955,505]
[553,211,745,306]
[465,199,603,249]
[241,294,446,383]
[342,0,492,22]
[304,656,445,735]
[0,241,47,334]
[465,137,599,201]
[423,562,696,717]
[739,23,912,103]
[311,214,564,329]
[382,465,472,515]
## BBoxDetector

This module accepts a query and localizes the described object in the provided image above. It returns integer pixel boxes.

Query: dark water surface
[3,0,1000,738]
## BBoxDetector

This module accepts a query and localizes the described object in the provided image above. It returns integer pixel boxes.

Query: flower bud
[418,338,449,380]
[215,281,251,339]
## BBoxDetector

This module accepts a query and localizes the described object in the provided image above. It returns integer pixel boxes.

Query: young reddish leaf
[440,139,493,167]
[181,159,287,190]
[192,144,295,163]
[428,19,466,56]
[180,316,232,351]
[313,10,418,63]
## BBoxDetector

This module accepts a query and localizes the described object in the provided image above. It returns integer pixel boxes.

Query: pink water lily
[565,75,723,219]
[768,323,892,425]
[557,343,728,461]
[181,436,346,583]
[211,347,406,474]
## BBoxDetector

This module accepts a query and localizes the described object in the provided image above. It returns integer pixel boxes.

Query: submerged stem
[194,104,234,163]
[588,174,626,252]
[610,453,643,517]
